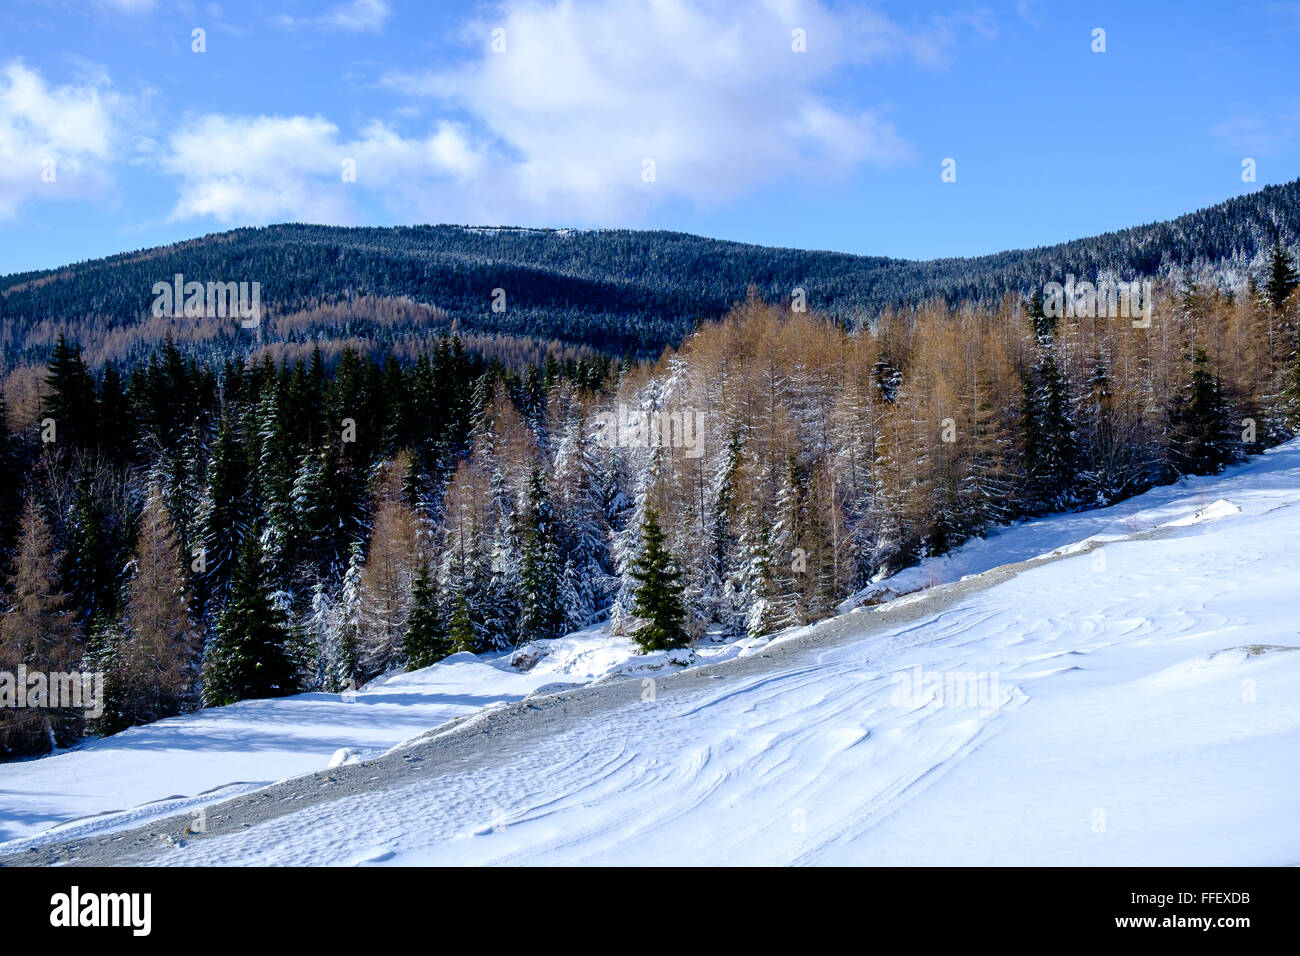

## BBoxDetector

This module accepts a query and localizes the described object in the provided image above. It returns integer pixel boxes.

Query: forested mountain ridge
[3,179,1299,367]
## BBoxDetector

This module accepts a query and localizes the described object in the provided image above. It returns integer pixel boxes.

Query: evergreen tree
[404,562,449,669]
[1025,289,1055,339]
[44,334,96,449]
[293,441,361,584]
[88,619,131,736]
[98,363,135,464]
[550,405,614,628]
[1019,347,1078,512]
[1264,239,1299,312]
[195,417,251,612]
[739,504,780,639]
[518,467,566,644]
[328,543,365,692]
[703,429,745,634]
[151,423,205,554]
[202,534,300,706]
[482,464,522,649]
[768,453,810,629]
[608,378,671,637]
[302,578,339,692]
[1166,346,1236,477]
[447,588,476,654]
[627,508,689,652]
[254,388,298,589]
[63,461,120,626]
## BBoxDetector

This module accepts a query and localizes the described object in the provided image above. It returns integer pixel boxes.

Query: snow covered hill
[5,440,1300,865]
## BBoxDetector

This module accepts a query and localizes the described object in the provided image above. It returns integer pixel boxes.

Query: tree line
[0,242,1297,759]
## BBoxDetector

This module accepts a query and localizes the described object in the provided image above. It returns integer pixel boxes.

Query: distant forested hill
[3,178,1299,368]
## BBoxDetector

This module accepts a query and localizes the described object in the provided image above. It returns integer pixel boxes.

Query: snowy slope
[0,635,689,845]
[0,655,536,844]
[0,625,755,847]
[5,440,1300,864]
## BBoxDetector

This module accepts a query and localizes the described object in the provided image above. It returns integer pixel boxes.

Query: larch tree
[439,457,489,653]
[114,486,199,729]
[0,499,83,756]
[357,452,423,677]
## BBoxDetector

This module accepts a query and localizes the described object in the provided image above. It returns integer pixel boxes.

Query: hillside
[2,179,1299,367]
[5,438,1298,865]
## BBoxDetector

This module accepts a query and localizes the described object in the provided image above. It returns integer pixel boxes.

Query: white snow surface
[5,440,1300,864]
[0,632,687,847]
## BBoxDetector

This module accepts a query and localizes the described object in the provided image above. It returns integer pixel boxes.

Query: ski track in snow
[6,441,1300,865]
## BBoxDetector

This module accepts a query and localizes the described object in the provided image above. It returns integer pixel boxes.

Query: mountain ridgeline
[2,179,1300,369]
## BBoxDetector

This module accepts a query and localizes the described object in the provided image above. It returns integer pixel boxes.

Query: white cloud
[159,113,483,224]
[156,0,990,227]
[377,0,978,222]
[273,0,392,34]
[0,61,129,220]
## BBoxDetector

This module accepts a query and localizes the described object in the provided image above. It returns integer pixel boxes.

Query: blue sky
[1,0,1298,275]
